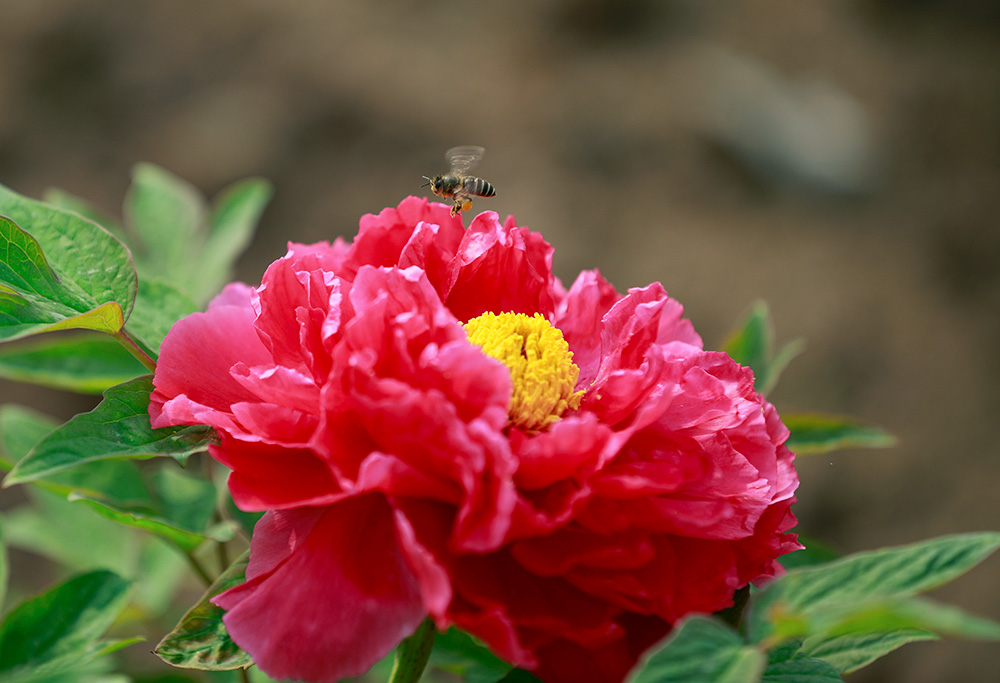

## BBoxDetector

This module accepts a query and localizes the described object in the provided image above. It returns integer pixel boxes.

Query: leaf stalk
[112,328,157,372]
[388,617,436,683]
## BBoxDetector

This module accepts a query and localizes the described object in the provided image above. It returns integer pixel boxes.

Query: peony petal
[513,414,612,491]
[398,219,465,298]
[447,549,625,654]
[344,372,516,551]
[583,350,679,430]
[562,535,742,621]
[554,269,621,386]
[211,435,343,511]
[592,284,704,408]
[209,281,255,309]
[214,498,426,683]
[345,196,465,285]
[392,502,454,617]
[530,614,670,683]
[150,201,803,683]
[149,393,243,435]
[150,298,271,427]
[228,401,318,447]
[336,265,518,551]
[230,362,321,412]
[511,528,656,577]
[444,212,556,321]
[253,245,342,375]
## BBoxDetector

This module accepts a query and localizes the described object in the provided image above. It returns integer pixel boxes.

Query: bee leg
[450,195,472,216]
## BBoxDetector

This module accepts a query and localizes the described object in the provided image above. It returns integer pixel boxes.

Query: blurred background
[1,0,998,681]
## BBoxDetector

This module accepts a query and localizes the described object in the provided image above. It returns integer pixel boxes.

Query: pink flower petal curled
[553,269,621,386]
[149,288,270,428]
[214,496,426,683]
[343,197,465,288]
[444,212,557,322]
[212,436,344,511]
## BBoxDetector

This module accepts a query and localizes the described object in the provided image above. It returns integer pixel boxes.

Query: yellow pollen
[464,312,584,431]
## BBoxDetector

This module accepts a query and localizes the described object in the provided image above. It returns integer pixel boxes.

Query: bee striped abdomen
[464,177,496,197]
[424,146,495,215]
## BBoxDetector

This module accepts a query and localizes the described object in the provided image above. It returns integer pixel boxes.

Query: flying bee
[422,145,496,216]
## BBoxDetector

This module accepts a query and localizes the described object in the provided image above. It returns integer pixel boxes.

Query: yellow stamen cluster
[464,312,584,431]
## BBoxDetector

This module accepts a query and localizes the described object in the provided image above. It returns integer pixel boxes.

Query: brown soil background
[1,1,998,681]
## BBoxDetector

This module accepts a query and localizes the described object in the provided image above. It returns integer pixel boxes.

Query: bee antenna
[420,176,432,188]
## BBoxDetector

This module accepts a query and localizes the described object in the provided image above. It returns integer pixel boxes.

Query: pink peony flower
[150,197,800,683]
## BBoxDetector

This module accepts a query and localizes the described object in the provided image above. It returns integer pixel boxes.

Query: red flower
[150,197,800,683]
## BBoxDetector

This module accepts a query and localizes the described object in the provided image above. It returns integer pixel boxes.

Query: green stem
[112,328,157,373]
[184,550,214,587]
[388,617,436,683]
[202,457,233,573]
[216,532,231,574]
[715,585,750,630]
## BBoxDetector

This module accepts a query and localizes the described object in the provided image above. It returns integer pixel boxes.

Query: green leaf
[3,376,216,486]
[0,404,153,508]
[0,184,137,341]
[42,187,126,241]
[130,537,189,618]
[1,402,224,561]
[41,301,125,334]
[25,458,150,507]
[0,333,147,394]
[760,640,843,682]
[1,406,190,605]
[812,596,1000,642]
[798,629,937,675]
[788,596,999,675]
[122,166,270,306]
[430,628,514,683]
[721,301,804,395]
[124,163,208,293]
[69,463,234,552]
[2,480,187,622]
[69,497,222,553]
[192,178,272,302]
[0,216,63,302]
[746,532,1000,646]
[155,550,253,670]
[630,616,766,683]
[0,404,58,467]
[0,570,135,679]
[7,667,131,683]
[124,278,199,355]
[150,465,219,533]
[1,488,138,575]
[783,414,896,454]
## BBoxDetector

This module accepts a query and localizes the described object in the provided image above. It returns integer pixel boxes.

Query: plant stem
[239,668,250,683]
[202,457,233,573]
[217,534,231,573]
[388,617,436,683]
[112,328,157,372]
[185,550,214,587]
[715,585,750,630]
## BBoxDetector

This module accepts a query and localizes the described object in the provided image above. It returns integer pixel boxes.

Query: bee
[422,145,496,216]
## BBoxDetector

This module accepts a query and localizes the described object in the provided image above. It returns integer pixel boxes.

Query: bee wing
[445,145,485,174]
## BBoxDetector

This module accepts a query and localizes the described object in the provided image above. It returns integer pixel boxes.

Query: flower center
[464,312,584,431]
